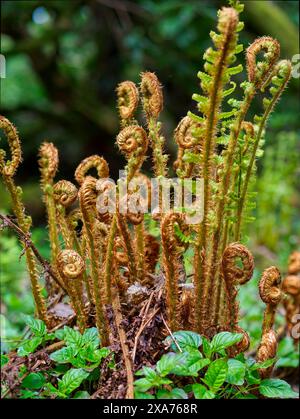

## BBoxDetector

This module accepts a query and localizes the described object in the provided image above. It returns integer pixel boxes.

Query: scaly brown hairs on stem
[257,266,282,378]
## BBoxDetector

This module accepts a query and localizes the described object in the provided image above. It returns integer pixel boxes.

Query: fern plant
[0,0,296,399]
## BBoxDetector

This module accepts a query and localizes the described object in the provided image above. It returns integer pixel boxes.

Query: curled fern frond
[257,266,282,377]
[38,142,59,186]
[75,155,109,186]
[259,266,282,306]
[116,125,148,181]
[79,176,97,213]
[57,249,85,279]
[116,80,139,124]
[56,249,87,332]
[256,330,277,378]
[222,243,253,334]
[140,72,163,118]
[38,142,60,270]
[246,36,280,89]
[0,115,22,177]
[53,180,78,207]
[173,116,203,178]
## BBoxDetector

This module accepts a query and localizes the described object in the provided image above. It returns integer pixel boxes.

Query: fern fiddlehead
[79,176,109,345]
[221,243,253,353]
[53,180,78,249]
[75,155,109,186]
[257,266,282,378]
[0,116,48,324]
[56,249,87,332]
[116,81,139,127]
[38,142,60,264]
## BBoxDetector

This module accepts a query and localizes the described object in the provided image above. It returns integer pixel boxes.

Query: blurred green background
[0,0,299,350]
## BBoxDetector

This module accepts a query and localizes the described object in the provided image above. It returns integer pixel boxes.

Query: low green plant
[1,319,111,399]
[134,331,298,399]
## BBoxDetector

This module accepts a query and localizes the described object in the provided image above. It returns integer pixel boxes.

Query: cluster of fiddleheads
[1,1,293,383]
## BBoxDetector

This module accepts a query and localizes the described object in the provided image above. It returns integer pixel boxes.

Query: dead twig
[161,314,182,353]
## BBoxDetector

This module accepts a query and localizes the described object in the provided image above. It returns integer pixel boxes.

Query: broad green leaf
[82,328,100,348]
[156,353,187,377]
[245,369,261,386]
[17,337,43,356]
[135,366,157,378]
[203,359,228,392]
[22,372,46,390]
[50,346,76,364]
[181,352,210,377]
[166,331,202,353]
[202,337,212,359]
[210,332,243,354]
[134,376,172,392]
[19,389,39,399]
[63,327,83,348]
[259,378,299,399]
[192,384,215,399]
[134,378,155,393]
[58,368,89,395]
[44,383,67,399]
[226,359,246,385]
[157,388,188,399]
[83,346,110,364]
[134,391,155,399]
[250,358,276,371]
[25,316,46,337]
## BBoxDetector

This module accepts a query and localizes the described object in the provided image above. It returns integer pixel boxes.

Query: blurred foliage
[0,227,51,351]
[0,0,299,219]
[0,1,299,347]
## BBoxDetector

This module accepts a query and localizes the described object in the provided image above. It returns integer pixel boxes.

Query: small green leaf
[44,383,67,399]
[22,372,46,390]
[192,383,215,399]
[166,331,202,353]
[134,378,155,393]
[1,354,9,367]
[24,316,46,337]
[82,327,100,348]
[17,337,43,356]
[50,346,76,364]
[202,337,212,359]
[245,369,261,386]
[58,368,89,395]
[226,359,246,385]
[63,327,83,348]
[134,391,155,399]
[157,388,188,399]
[210,332,243,354]
[250,358,276,371]
[19,389,39,399]
[259,378,299,399]
[203,359,228,392]
[156,353,187,377]
[226,64,243,75]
